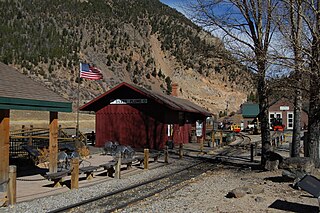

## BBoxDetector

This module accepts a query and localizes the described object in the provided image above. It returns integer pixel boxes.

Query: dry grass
[10,110,95,133]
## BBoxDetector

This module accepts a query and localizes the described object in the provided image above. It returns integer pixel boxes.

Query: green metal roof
[0,62,72,112]
[242,103,259,118]
[0,97,72,112]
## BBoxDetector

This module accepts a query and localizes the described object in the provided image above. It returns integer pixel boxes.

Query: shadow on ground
[269,200,318,213]
[10,158,48,177]
[264,176,293,183]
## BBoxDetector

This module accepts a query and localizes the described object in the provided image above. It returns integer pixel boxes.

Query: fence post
[179,143,183,159]
[144,149,149,170]
[220,131,223,146]
[115,152,121,179]
[199,137,204,153]
[250,144,254,162]
[164,145,169,163]
[8,165,16,206]
[71,158,79,189]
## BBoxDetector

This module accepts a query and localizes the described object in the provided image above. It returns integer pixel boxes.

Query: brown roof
[80,82,211,116]
[0,62,69,103]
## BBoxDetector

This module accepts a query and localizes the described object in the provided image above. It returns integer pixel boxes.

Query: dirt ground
[124,145,320,213]
[143,166,320,213]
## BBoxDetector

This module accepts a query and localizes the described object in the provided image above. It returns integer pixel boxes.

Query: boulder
[281,157,315,182]
[281,157,314,173]
[265,160,279,171]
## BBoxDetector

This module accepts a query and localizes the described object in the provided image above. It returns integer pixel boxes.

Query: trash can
[166,140,174,149]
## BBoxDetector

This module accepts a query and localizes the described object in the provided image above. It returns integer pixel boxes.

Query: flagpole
[76,62,81,138]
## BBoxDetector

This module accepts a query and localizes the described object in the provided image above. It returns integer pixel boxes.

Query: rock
[281,157,315,185]
[227,186,264,198]
[265,160,279,171]
[282,169,307,180]
[255,196,264,202]
[227,188,246,198]
[266,151,283,163]
[281,157,314,173]
[249,186,264,194]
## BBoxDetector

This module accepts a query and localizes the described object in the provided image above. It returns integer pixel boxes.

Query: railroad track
[48,134,257,213]
[48,159,216,213]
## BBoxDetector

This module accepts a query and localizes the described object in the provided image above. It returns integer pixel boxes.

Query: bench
[121,158,134,169]
[59,143,76,152]
[134,153,161,166]
[21,145,40,164]
[150,152,161,162]
[134,156,145,166]
[79,166,99,180]
[99,162,116,177]
[44,170,69,187]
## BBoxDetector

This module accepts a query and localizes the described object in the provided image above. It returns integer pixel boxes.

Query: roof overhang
[80,82,211,117]
[0,97,72,112]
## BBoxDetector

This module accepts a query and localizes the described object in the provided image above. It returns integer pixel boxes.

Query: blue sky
[160,0,186,13]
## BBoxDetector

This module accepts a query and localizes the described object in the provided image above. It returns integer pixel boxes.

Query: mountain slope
[0,0,256,114]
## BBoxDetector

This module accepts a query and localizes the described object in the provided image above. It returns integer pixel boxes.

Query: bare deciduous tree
[188,0,278,166]
[305,0,320,166]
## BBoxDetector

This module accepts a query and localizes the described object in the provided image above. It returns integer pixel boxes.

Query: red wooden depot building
[80,82,211,149]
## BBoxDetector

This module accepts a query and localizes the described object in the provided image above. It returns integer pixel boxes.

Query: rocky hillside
[0,0,256,115]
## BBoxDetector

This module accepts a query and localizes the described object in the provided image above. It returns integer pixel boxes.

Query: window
[287,112,294,129]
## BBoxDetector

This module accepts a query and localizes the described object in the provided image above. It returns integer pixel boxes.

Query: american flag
[80,63,103,80]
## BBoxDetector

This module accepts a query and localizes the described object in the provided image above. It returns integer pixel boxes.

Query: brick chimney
[171,83,179,97]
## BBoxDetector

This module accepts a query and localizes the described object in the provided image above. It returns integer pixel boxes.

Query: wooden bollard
[220,131,223,146]
[8,165,16,206]
[200,137,204,153]
[164,146,169,163]
[115,152,121,179]
[144,149,149,170]
[71,158,79,189]
[179,143,183,159]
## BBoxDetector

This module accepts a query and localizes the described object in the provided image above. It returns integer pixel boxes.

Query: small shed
[241,102,259,128]
[0,62,72,189]
[80,82,211,149]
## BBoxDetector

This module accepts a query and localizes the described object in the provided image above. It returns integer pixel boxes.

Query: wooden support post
[255,142,258,156]
[164,146,169,164]
[220,131,223,146]
[179,143,183,159]
[71,158,79,190]
[28,135,32,146]
[212,131,215,148]
[7,165,16,206]
[49,112,58,173]
[0,109,10,192]
[115,152,121,179]
[144,149,149,170]
[200,137,204,153]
